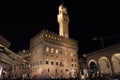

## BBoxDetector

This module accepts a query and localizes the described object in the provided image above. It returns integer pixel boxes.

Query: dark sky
[0,0,120,55]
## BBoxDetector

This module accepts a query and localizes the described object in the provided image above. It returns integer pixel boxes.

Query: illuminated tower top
[57,2,69,38]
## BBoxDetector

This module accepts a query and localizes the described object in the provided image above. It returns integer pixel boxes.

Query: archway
[111,53,120,75]
[88,60,98,78]
[99,57,112,75]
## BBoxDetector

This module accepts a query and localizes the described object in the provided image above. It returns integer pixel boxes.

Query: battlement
[30,29,78,47]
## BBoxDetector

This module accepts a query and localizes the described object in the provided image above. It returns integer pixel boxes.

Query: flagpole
[92,37,105,48]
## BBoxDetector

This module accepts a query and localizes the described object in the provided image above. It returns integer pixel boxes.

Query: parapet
[30,29,78,47]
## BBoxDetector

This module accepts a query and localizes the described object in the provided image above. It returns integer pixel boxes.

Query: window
[51,61,54,65]
[51,36,53,39]
[75,59,77,62]
[54,37,56,40]
[46,61,49,64]
[56,49,58,54]
[74,54,76,57]
[49,35,50,38]
[61,70,62,73]
[29,53,31,56]
[75,64,77,67]
[51,55,53,57]
[65,69,68,71]
[71,59,73,61]
[46,47,49,52]
[51,48,54,53]
[72,64,74,67]
[45,34,47,37]
[60,51,62,54]
[28,64,31,67]
[56,69,57,73]
[56,62,58,65]
[48,68,49,72]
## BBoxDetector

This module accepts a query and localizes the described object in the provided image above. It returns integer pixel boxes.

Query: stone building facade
[81,43,120,78]
[12,3,79,79]
[0,35,26,79]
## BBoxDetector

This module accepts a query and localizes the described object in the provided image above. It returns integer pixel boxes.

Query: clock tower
[57,2,69,38]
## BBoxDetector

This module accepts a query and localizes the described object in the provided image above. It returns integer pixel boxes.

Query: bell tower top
[58,2,67,14]
[57,1,69,38]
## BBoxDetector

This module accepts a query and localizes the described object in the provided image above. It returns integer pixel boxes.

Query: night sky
[0,0,120,55]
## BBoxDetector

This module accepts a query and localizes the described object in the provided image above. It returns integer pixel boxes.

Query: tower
[57,2,69,38]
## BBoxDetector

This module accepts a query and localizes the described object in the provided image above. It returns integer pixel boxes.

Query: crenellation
[30,30,77,48]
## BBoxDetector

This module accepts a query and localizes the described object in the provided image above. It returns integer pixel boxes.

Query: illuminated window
[45,34,47,37]
[51,36,53,39]
[49,35,50,38]
[29,53,31,56]
[46,47,49,52]
[51,48,54,53]
[56,49,58,54]
[29,65,31,67]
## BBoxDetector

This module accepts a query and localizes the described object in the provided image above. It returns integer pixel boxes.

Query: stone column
[108,56,114,76]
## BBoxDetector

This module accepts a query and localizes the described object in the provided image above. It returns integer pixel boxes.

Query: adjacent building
[79,43,120,78]
[0,35,27,79]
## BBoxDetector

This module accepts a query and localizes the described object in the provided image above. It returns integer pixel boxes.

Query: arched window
[46,47,49,52]
[51,48,54,53]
